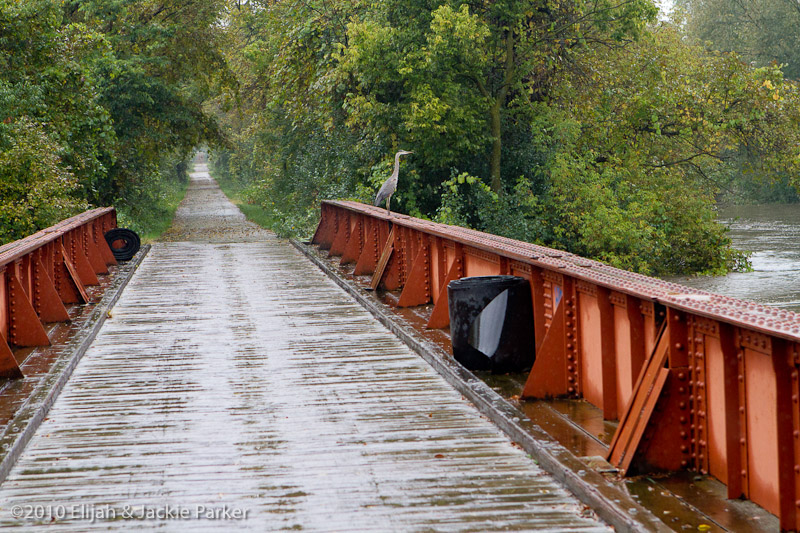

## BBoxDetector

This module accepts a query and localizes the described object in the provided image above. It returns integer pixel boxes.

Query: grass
[116,174,190,244]
[213,173,279,231]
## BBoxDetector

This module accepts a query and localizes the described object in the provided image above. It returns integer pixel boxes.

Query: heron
[374,150,413,214]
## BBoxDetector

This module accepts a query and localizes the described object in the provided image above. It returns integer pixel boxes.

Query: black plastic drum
[447,275,535,373]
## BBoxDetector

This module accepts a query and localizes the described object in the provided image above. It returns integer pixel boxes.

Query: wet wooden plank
[0,168,610,531]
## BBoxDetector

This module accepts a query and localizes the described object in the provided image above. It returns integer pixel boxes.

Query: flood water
[668,204,800,311]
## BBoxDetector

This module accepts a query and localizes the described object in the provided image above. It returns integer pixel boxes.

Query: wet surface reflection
[0,167,610,531]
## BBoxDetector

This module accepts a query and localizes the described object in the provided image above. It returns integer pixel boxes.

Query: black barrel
[447,275,535,373]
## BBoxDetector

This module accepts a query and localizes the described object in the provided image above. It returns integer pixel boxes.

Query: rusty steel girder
[313,199,800,530]
[0,208,118,378]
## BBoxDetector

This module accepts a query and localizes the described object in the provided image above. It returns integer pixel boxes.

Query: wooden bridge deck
[0,167,610,531]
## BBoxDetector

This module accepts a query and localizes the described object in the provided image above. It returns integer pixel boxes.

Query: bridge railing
[0,208,118,378]
[313,199,800,529]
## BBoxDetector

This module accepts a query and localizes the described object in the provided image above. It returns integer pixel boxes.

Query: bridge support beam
[0,208,119,379]
[313,198,800,525]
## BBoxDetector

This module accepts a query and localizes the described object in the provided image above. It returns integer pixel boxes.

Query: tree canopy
[5,0,800,276]
[677,0,800,79]
[211,0,800,274]
[0,0,229,243]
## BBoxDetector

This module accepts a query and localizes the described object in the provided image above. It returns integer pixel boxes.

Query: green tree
[210,1,800,275]
[212,0,379,233]
[64,0,229,209]
[527,25,799,272]
[0,120,88,244]
[338,0,658,192]
[0,0,231,244]
[677,0,800,79]
[0,0,111,243]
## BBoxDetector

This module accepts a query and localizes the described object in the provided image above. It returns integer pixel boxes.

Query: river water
[667,204,800,312]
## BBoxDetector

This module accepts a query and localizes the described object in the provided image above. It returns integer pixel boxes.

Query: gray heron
[374,150,413,214]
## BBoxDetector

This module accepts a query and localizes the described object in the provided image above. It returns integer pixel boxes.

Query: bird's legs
[386,195,391,216]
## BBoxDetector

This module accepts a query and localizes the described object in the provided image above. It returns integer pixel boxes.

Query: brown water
[668,204,800,311]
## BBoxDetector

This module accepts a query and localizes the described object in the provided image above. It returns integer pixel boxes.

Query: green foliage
[8,0,795,279]
[0,0,228,245]
[115,158,190,243]
[676,0,800,204]
[335,0,659,190]
[437,171,547,244]
[67,0,229,207]
[678,0,800,79]
[542,150,749,275]
[0,119,88,244]
[211,1,799,275]
[0,0,102,244]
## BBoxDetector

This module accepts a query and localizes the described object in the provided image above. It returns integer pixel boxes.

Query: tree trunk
[490,100,502,192]
[489,30,514,194]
